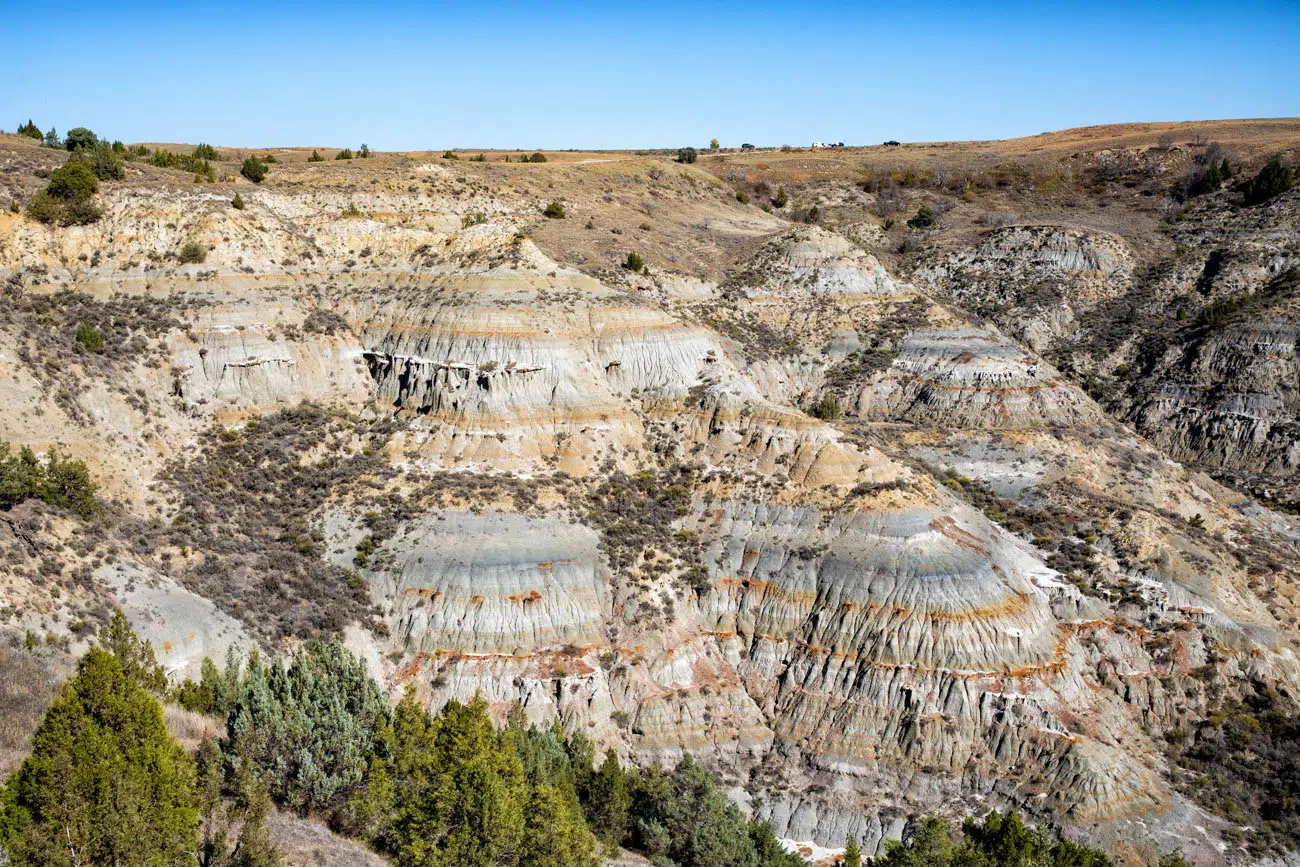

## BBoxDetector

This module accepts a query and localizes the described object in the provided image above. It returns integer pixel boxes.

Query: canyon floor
[2,119,1299,865]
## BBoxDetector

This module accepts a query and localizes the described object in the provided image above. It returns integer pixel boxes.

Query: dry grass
[163,704,223,752]
[264,810,392,867]
[0,644,65,776]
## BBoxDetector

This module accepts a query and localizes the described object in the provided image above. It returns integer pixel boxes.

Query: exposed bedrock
[1129,311,1300,504]
[735,226,910,299]
[686,495,1180,828]
[854,328,1101,428]
[380,510,608,655]
[914,225,1135,351]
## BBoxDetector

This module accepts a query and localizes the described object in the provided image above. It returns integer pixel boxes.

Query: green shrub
[336,148,354,160]
[232,192,245,209]
[528,151,548,163]
[61,196,104,225]
[342,202,363,217]
[543,200,566,218]
[772,186,788,207]
[624,252,646,272]
[27,157,103,225]
[24,191,65,224]
[64,126,98,152]
[179,242,207,264]
[0,441,99,519]
[17,119,42,140]
[808,394,841,420]
[358,143,370,158]
[1244,157,1295,205]
[461,212,487,228]
[627,756,802,867]
[192,143,220,161]
[470,153,486,162]
[48,159,99,200]
[676,147,697,164]
[735,190,750,203]
[241,155,267,183]
[147,148,215,180]
[86,141,125,180]
[75,321,105,351]
[442,150,459,160]
[871,811,1115,867]
[308,150,325,162]
[907,204,936,228]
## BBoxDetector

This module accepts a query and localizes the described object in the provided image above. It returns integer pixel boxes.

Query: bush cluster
[0,441,99,518]
[1244,157,1295,206]
[583,464,709,595]
[240,155,268,183]
[872,811,1116,867]
[26,156,103,226]
[186,641,798,867]
[1167,683,1300,856]
[907,204,936,228]
[132,405,391,640]
[179,241,207,264]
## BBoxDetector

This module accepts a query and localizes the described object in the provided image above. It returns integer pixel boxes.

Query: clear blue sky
[3,0,1297,150]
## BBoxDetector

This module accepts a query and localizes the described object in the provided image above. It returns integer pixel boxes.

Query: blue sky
[3,0,1297,150]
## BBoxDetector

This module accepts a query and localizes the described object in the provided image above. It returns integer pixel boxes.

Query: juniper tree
[0,649,199,866]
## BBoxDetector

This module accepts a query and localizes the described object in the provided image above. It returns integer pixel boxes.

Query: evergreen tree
[103,609,168,693]
[0,648,198,866]
[629,756,801,867]
[241,156,268,183]
[586,748,630,844]
[64,127,98,152]
[42,127,61,148]
[195,737,281,867]
[907,204,936,228]
[86,141,125,180]
[519,784,597,867]
[17,119,42,140]
[843,835,862,867]
[0,444,98,517]
[46,159,98,200]
[1244,157,1295,205]
[224,641,388,814]
[354,691,530,867]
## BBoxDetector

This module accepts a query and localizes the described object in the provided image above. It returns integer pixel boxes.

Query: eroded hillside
[2,122,1300,865]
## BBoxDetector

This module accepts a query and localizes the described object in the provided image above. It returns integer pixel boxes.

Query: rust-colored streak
[929,515,990,556]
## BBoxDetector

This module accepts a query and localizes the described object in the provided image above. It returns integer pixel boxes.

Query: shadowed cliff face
[2,138,1300,866]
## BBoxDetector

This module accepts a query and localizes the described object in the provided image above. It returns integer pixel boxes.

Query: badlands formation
[2,121,1300,864]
